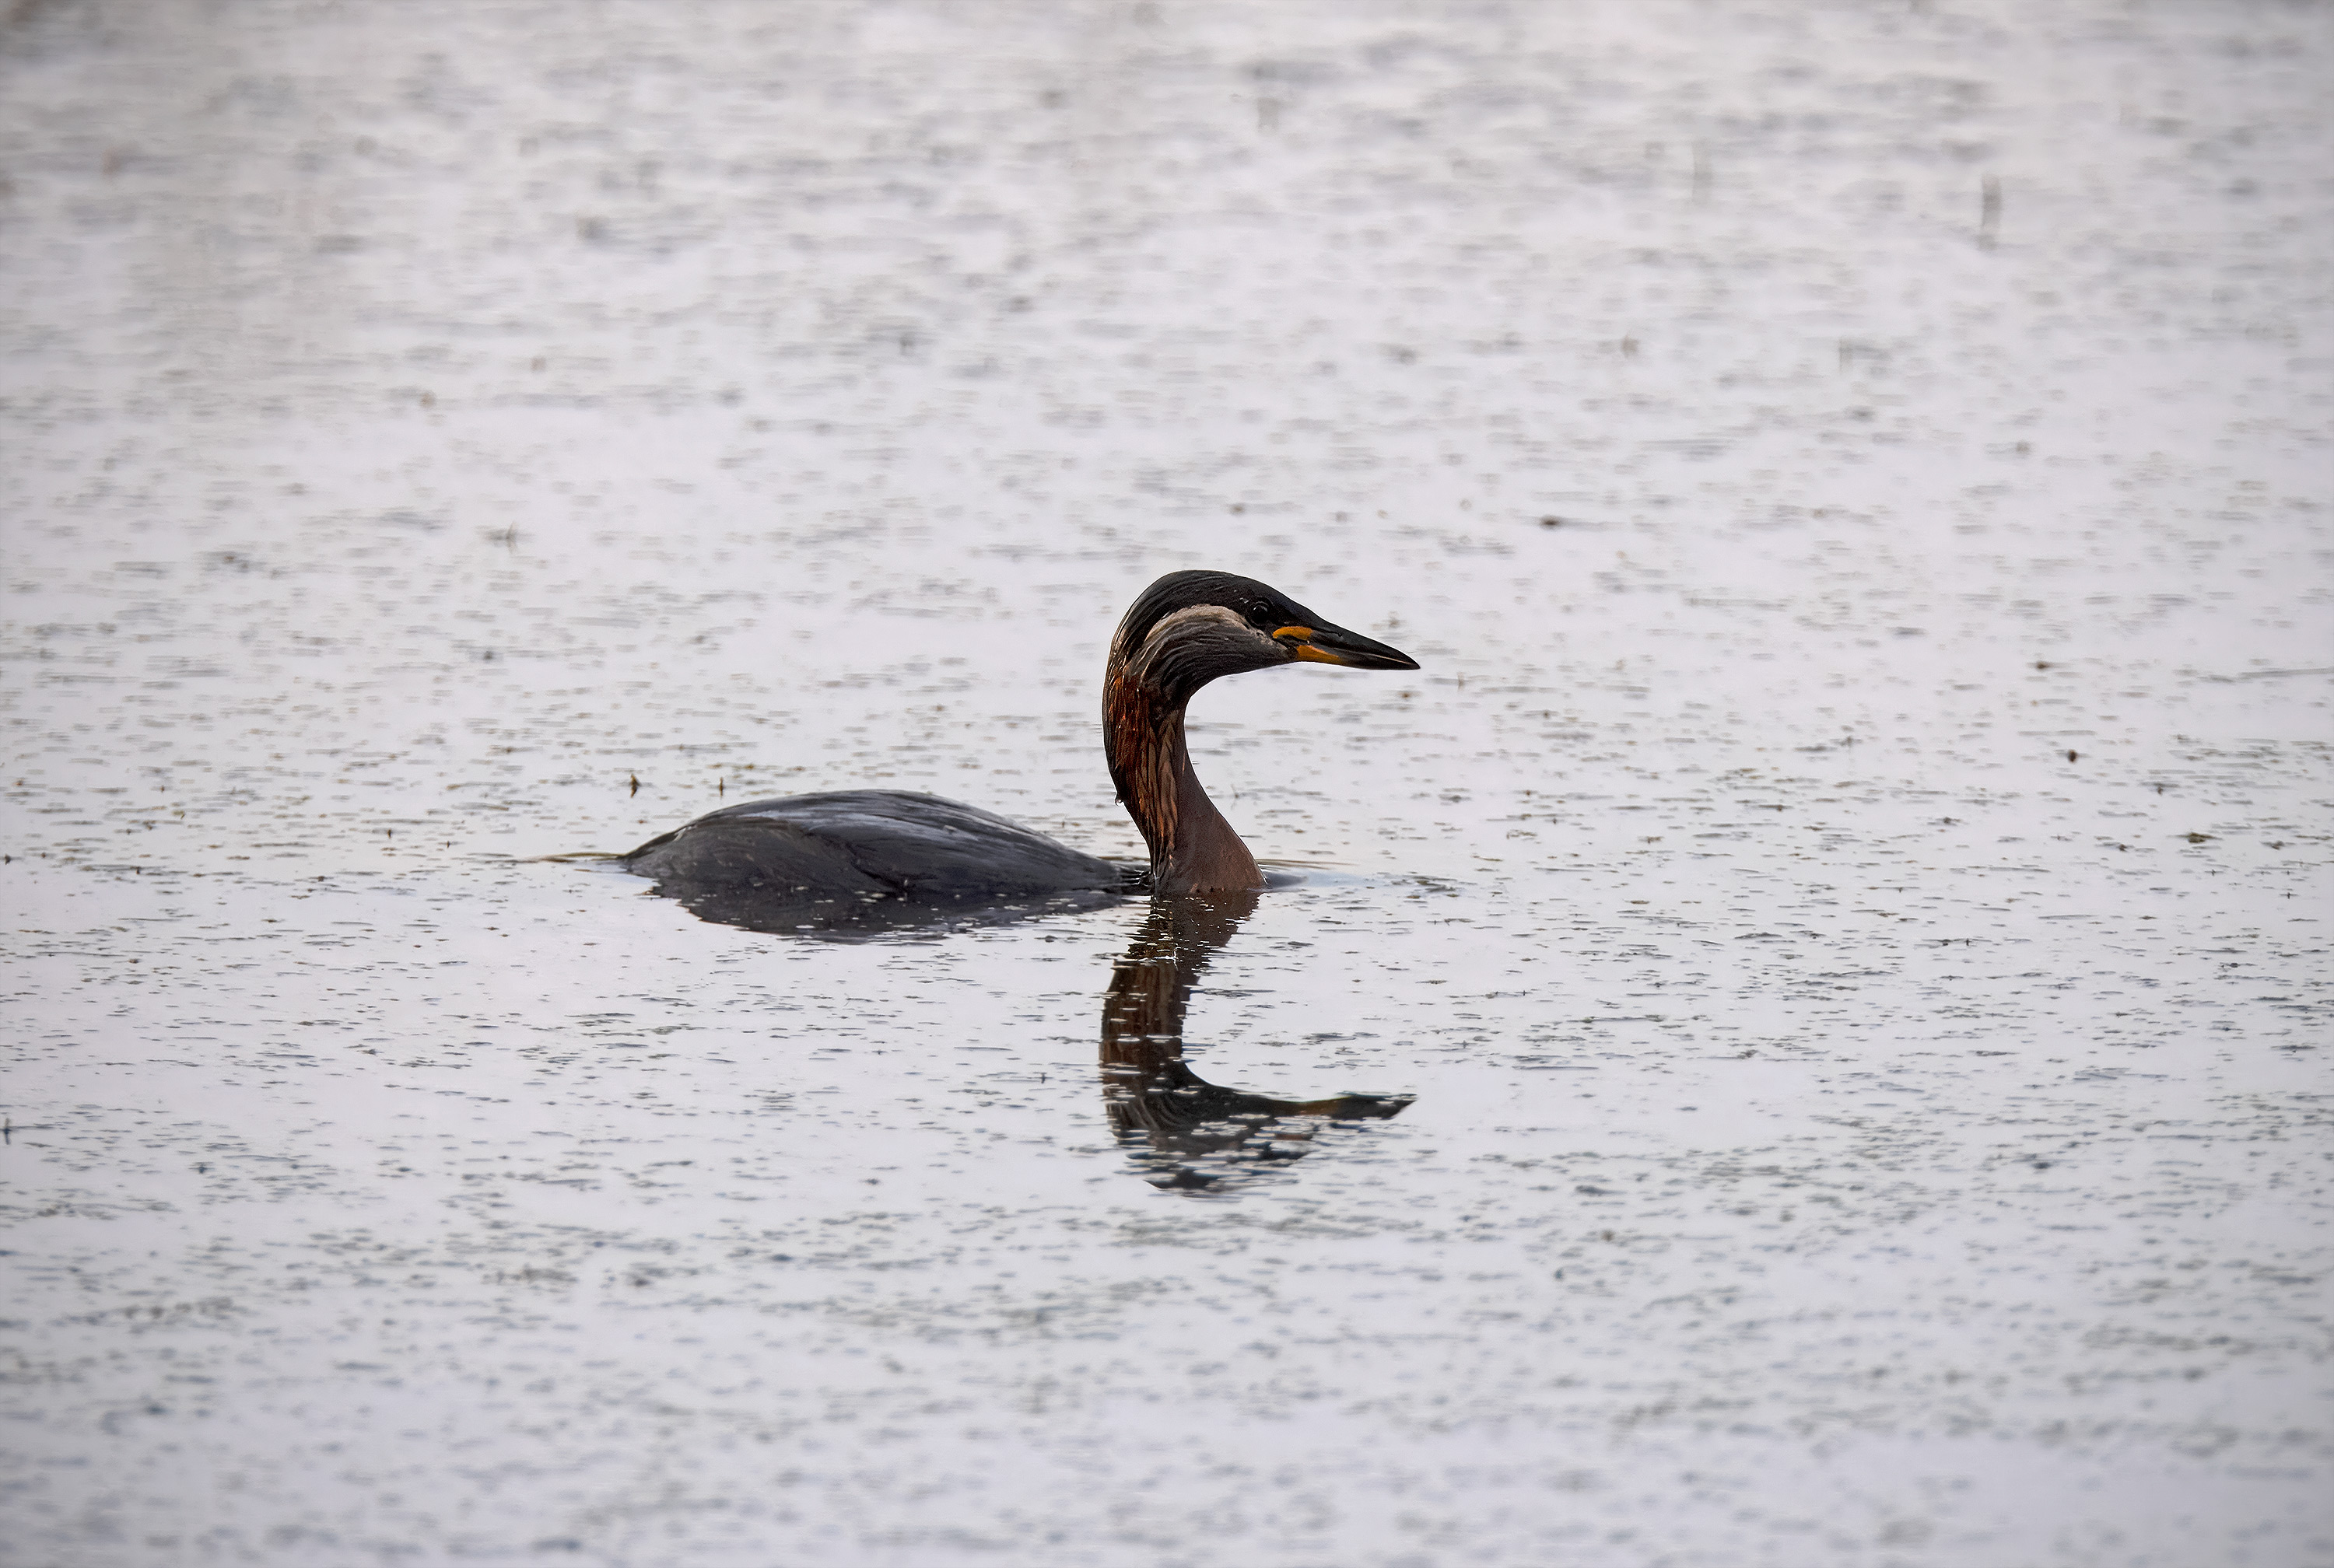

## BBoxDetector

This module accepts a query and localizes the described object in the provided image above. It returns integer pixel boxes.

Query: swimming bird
[620,569,1417,921]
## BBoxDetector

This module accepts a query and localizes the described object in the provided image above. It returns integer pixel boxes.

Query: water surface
[3,1,2329,1563]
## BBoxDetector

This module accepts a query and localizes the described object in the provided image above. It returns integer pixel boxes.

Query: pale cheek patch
[1133,604,1283,678]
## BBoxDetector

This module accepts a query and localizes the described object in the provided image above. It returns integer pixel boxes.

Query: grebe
[621,570,1416,919]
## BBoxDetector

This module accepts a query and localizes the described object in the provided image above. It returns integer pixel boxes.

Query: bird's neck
[1105,670,1263,894]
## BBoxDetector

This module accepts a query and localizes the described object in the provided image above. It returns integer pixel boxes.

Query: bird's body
[621,789,1136,900]
[620,570,1415,926]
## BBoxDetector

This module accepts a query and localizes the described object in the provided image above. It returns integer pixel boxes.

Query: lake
[3,1,2328,1563]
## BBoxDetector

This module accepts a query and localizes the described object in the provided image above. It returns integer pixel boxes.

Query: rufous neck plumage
[1103,657,1264,895]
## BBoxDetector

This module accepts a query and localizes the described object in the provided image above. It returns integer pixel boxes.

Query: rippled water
[4,1,2329,1563]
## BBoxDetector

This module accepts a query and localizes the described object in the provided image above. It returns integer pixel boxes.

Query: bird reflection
[1102,891,1412,1194]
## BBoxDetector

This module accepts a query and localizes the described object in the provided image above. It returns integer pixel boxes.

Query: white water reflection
[4,0,2329,1564]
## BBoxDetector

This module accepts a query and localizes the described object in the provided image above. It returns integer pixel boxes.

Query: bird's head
[1109,569,1418,703]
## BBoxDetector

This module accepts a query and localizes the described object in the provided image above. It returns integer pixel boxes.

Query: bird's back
[622,789,1137,902]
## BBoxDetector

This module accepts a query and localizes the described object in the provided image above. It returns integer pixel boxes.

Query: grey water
[3,1,2329,1564]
